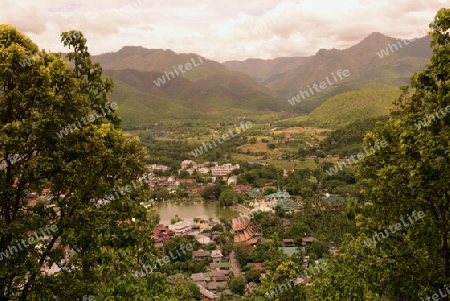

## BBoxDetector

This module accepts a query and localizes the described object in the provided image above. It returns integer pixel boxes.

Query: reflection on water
[153,200,239,225]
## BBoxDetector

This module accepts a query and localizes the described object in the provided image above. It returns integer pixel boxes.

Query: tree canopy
[0,26,167,300]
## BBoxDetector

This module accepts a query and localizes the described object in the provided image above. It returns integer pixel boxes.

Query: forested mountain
[87,33,433,129]
[263,32,431,113]
[91,48,288,129]
[223,57,312,83]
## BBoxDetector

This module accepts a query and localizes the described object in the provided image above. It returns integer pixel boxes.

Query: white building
[211,164,240,176]
[148,164,170,172]
[197,167,210,174]
[169,221,192,235]
[181,160,197,170]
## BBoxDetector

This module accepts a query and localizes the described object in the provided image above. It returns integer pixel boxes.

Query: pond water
[153,200,239,225]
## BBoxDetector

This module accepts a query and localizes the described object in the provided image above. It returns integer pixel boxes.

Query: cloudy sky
[1,0,446,62]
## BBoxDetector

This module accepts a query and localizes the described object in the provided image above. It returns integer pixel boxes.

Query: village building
[231,216,262,245]
[211,163,240,176]
[151,224,175,242]
[168,221,192,235]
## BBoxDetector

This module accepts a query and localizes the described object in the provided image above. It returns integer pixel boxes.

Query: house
[302,237,317,246]
[211,250,223,264]
[283,239,295,247]
[209,263,220,270]
[231,216,262,245]
[151,225,175,242]
[192,250,211,261]
[283,167,295,177]
[197,167,210,174]
[246,263,264,273]
[214,276,229,282]
[181,160,197,170]
[197,284,218,300]
[218,262,231,270]
[232,185,252,193]
[168,221,192,235]
[205,270,229,277]
[149,164,170,172]
[175,178,196,186]
[191,272,207,282]
[227,176,238,185]
[196,236,211,244]
[210,164,240,176]
[330,247,339,255]
[265,191,291,202]
[178,168,195,175]
[207,281,228,292]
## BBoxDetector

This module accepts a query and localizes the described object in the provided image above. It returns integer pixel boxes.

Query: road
[230,251,241,277]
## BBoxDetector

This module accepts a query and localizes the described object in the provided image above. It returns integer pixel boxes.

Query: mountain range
[91,32,432,129]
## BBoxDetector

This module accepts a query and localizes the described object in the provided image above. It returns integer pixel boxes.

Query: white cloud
[0,0,445,61]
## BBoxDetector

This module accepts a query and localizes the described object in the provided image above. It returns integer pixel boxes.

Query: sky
[0,0,447,62]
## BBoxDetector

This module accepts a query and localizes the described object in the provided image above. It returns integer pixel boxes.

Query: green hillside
[303,85,400,127]
[110,80,202,129]
[110,79,288,130]
[319,116,389,155]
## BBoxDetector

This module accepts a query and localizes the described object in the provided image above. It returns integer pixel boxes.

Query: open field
[272,126,332,136]
[229,152,328,169]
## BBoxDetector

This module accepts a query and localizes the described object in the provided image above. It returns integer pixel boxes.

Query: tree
[202,185,222,200]
[204,242,217,251]
[229,276,247,295]
[211,224,224,232]
[163,236,193,262]
[173,279,201,301]
[309,240,329,259]
[219,189,237,207]
[287,222,311,246]
[313,8,450,300]
[178,169,190,178]
[245,269,261,283]
[0,26,161,300]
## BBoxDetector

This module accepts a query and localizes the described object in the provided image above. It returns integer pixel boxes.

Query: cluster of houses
[190,250,233,299]
[147,160,240,177]
[150,218,237,299]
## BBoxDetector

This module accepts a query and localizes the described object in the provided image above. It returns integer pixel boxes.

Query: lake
[153,200,239,225]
